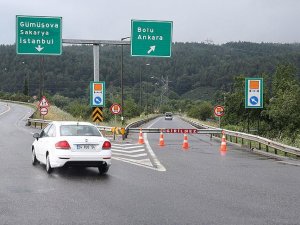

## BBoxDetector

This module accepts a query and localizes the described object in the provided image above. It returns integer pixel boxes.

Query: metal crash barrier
[180,116,300,159]
[27,116,300,159]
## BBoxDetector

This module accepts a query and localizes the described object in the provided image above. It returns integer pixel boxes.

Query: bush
[187,101,213,121]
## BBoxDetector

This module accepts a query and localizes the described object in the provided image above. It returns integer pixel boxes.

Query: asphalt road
[1,102,300,225]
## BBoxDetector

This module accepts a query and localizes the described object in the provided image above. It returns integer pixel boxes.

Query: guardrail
[181,116,300,159]
[27,118,52,128]
[27,115,161,137]
[27,115,300,159]
[124,115,161,137]
[27,118,115,131]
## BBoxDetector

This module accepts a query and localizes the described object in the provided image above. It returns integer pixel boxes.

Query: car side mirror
[33,133,40,140]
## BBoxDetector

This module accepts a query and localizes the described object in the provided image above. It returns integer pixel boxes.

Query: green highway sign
[16,15,62,55]
[131,20,173,57]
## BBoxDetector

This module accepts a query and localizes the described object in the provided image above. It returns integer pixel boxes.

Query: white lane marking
[113,143,142,147]
[113,157,158,170]
[111,142,164,170]
[0,104,11,116]
[112,145,145,149]
[144,133,166,172]
[142,117,166,171]
[112,149,146,154]
[112,152,147,158]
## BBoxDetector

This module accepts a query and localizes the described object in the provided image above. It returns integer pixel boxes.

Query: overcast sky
[1,0,300,45]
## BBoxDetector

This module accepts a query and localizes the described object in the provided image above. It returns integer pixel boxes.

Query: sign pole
[91,45,104,123]
[93,45,99,82]
[219,116,221,128]
[42,56,45,97]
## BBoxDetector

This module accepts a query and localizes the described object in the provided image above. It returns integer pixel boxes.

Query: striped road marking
[111,143,165,171]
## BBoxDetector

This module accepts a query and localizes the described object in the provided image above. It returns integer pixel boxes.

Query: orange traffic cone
[182,133,189,149]
[138,128,145,144]
[158,130,165,146]
[220,131,227,155]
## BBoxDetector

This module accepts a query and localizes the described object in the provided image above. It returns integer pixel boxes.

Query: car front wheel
[46,154,53,174]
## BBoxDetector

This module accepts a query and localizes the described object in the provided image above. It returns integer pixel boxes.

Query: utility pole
[160,75,170,107]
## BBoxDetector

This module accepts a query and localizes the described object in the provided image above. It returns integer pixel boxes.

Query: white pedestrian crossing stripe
[111,143,155,170]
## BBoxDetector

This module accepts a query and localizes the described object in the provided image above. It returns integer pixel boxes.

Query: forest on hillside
[1,42,300,102]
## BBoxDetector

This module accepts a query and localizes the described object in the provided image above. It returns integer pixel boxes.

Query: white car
[32,121,112,175]
[165,112,173,120]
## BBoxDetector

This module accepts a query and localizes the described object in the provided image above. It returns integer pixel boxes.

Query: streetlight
[139,63,150,115]
[121,36,130,125]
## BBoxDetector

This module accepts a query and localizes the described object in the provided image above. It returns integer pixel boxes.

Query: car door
[35,124,52,164]
[43,124,56,161]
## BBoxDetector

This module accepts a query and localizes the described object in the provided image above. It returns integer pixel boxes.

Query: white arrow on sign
[35,45,44,52]
[147,46,156,54]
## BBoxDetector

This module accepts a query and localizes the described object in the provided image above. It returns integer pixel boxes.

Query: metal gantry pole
[93,44,99,82]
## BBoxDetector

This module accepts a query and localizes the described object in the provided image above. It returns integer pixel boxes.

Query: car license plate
[76,144,97,150]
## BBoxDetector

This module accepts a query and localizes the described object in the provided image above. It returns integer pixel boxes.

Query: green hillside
[1,42,299,101]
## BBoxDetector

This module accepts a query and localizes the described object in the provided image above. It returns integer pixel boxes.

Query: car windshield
[60,125,101,136]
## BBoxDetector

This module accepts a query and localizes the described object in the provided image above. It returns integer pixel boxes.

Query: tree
[267,64,300,139]
[23,77,29,96]
[222,75,246,126]
[198,101,213,120]
[187,101,213,121]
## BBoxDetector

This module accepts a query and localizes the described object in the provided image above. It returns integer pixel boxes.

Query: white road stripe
[112,157,160,170]
[112,153,147,158]
[144,119,167,172]
[113,143,141,147]
[112,145,144,150]
[112,149,145,154]
[0,104,10,116]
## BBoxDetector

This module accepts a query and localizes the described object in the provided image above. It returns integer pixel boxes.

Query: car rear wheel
[32,148,38,165]
[46,154,53,174]
[98,163,109,175]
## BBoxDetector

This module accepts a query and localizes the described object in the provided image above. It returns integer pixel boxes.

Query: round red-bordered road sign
[110,103,122,115]
[40,107,48,116]
[214,105,225,117]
